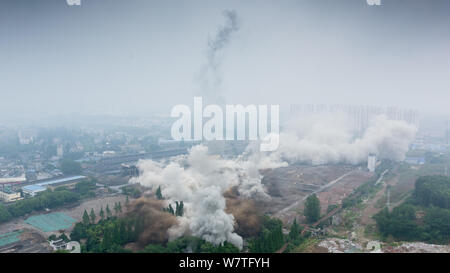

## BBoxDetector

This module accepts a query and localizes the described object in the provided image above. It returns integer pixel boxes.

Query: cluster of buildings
[0,175,86,202]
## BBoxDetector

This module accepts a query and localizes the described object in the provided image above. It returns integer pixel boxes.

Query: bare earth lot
[261,164,372,224]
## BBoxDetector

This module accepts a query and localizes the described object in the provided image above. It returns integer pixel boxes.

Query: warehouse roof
[22,175,86,194]
[23,184,46,192]
[37,175,86,186]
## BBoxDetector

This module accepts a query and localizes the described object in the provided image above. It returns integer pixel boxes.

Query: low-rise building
[49,239,67,251]
[0,188,22,202]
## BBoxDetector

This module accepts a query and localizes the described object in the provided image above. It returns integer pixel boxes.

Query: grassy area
[289,238,321,253]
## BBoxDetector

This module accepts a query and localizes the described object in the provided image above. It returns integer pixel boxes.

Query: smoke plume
[198,10,240,104]
[129,113,417,249]
[261,113,418,165]
[129,145,270,249]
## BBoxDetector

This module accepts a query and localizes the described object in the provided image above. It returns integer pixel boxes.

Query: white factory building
[367,154,377,172]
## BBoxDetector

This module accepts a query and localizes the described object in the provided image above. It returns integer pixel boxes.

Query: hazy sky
[1,0,450,122]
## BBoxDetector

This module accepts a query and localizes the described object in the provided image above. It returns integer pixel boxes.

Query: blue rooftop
[22,175,86,193]
[23,184,46,192]
[36,175,86,186]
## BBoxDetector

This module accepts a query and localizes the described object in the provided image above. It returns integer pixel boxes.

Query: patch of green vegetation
[363,224,383,240]
[248,216,285,253]
[374,175,450,244]
[289,237,320,253]
[142,237,240,253]
[343,161,392,209]
[71,216,139,253]
[122,185,141,198]
[0,179,97,224]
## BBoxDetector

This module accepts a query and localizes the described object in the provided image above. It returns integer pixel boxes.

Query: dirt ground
[317,170,372,214]
[60,194,127,226]
[0,230,51,253]
[261,164,372,224]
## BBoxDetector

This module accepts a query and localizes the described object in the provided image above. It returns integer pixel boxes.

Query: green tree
[125,196,129,206]
[0,204,12,223]
[289,219,301,241]
[413,175,450,209]
[89,208,96,224]
[164,204,175,215]
[59,233,69,242]
[304,194,321,223]
[374,205,419,241]
[70,222,87,241]
[175,201,184,216]
[82,209,90,226]
[99,206,105,220]
[249,216,284,253]
[114,202,119,215]
[60,159,82,175]
[156,186,163,200]
[106,205,112,218]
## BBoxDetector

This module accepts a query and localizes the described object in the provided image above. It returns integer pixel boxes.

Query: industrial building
[22,175,86,196]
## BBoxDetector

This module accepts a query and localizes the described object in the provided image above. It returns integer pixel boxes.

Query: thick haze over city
[1,0,450,257]
[1,0,450,125]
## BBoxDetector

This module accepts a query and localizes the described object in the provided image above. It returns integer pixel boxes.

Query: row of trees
[0,179,97,224]
[142,236,239,253]
[156,186,185,217]
[71,215,143,253]
[81,202,123,226]
[374,204,450,244]
[0,190,80,223]
[164,201,184,217]
[71,202,140,253]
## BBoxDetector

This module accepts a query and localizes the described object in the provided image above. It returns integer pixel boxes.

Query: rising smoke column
[198,10,240,104]
[129,145,271,250]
